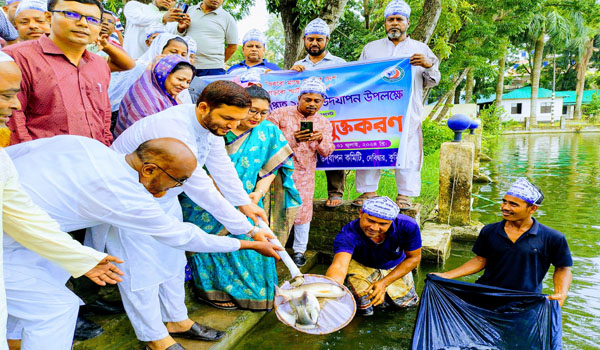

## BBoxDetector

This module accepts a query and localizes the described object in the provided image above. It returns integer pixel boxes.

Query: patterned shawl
[114,55,191,136]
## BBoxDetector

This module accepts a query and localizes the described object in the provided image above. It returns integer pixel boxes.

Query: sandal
[395,194,413,210]
[325,195,343,208]
[196,296,238,310]
[351,193,377,207]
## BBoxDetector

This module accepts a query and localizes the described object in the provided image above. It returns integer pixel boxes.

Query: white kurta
[0,147,106,350]
[110,104,253,289]
[122,1,177,60]
[356,37,440,196]
[5,135,241,291]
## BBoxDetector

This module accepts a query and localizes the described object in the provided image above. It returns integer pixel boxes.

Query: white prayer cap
[299,76,327,97]
[15,0,47,15]
[362,196,400,221]
[240,68,262,85]
[385,0,411,19]
[304,18,330,38]
[243,28,266,46]
[506,177,544,205]
[0,51,15,62]
[6,0,20,5]
[183,36,197,55]
[145,23,165,39]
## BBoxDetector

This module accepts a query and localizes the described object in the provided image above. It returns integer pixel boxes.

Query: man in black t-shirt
[433,178,572,306]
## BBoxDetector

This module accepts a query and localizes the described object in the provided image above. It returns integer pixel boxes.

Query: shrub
[479,104,506,136]
[422,119,453,157]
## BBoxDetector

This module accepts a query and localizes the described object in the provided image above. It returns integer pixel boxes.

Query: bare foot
[214,301,236,308]
[7,339,21,350]
[326,196,343,207]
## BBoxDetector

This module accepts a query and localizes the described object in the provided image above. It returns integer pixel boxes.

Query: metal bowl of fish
[274,274,357,335]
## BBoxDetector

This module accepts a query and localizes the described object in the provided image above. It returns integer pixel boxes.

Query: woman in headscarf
[108,33,189,130]
[180,85,302,311]
[114,54,195,136]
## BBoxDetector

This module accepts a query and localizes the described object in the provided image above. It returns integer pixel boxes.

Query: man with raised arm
[353,0,440,210]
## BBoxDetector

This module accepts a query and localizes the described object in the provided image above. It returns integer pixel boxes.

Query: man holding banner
[290,18,347,209]
[353,0,440,209]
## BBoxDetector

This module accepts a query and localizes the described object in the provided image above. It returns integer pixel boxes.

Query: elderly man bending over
[326,197,422,316]
[5,135,282,350]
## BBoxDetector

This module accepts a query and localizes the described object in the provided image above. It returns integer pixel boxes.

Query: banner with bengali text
[198,58,414,170]
[260,58,413,170]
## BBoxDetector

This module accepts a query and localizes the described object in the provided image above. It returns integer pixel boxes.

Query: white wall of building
[499,97,563,122]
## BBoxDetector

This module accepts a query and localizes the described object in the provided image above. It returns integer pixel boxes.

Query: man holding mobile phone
[268,76,335,267]
[122,0,189,59]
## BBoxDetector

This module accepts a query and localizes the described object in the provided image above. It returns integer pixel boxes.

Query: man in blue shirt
[326,197,422,316]
[433,178,573,306]
[227,28,280,76]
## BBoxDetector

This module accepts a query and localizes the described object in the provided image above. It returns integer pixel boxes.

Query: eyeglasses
[50,10,102,26]
[248,108,269,118]
[144,162,187,187]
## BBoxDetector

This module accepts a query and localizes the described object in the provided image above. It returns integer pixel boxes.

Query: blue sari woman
[180,86,301,310]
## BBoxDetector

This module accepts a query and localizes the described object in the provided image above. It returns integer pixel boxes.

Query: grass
[313,150,441,220]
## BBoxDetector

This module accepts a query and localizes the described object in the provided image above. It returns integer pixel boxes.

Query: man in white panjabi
[107,80,276,349]
[353,0,440,210]
[122,0,189,59]
[0,52,124,350]
[5,135,281,350]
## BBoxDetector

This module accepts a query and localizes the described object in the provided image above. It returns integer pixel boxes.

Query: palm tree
[526,4,583,128]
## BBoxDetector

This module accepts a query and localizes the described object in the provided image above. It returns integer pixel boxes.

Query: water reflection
[237,133,600,350]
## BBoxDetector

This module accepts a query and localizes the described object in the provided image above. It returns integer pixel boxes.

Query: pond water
[237,132,600,350]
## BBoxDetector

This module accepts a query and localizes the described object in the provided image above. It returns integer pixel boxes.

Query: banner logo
[381,65,405,82]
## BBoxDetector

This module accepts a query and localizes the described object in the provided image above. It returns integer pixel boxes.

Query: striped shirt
[2,35,112,145]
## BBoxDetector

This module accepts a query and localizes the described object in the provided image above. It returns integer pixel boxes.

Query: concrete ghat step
[73,251,318,350]
[419,222,452,264]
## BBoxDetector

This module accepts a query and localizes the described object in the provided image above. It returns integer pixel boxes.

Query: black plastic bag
[411,274,562,350]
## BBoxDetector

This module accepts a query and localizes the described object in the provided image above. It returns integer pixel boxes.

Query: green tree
[525,1,585,127]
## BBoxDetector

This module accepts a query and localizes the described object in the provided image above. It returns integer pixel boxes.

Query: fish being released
[289,291,321,329]
[275,282,346,301]
[276,282,346,329]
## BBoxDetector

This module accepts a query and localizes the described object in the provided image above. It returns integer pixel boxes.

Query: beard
[306,45,326,57]
[387,28,405,40]
[202,111,229,136]
[0,127,11,148]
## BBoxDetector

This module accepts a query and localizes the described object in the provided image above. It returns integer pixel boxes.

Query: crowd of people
[0,0,573,348]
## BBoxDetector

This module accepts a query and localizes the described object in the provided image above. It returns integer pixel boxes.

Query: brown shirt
[2,35,112,145]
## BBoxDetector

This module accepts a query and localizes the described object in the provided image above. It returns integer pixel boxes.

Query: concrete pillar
[464,128,482,174]
[438,141,474,226]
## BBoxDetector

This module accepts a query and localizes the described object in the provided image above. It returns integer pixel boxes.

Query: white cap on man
[15,0,47,15]
[362,197,400,221]
[299,76,327,98]
[384,0,411,19]
[304,18,330,38]
[243,28,266,46]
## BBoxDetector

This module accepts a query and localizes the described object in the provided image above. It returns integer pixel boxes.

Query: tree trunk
[362,0,372,30]
[529,32,545,128]
[495,47,507,107]
[464,69,475,104]
[279,0,349,68]
[454,85,461,104]
[574,37,595,120]
[411,0,442,44]
[431,68,471,121]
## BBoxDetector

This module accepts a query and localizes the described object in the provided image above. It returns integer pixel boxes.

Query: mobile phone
[176,2,189,13]
[300,121,313,133]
